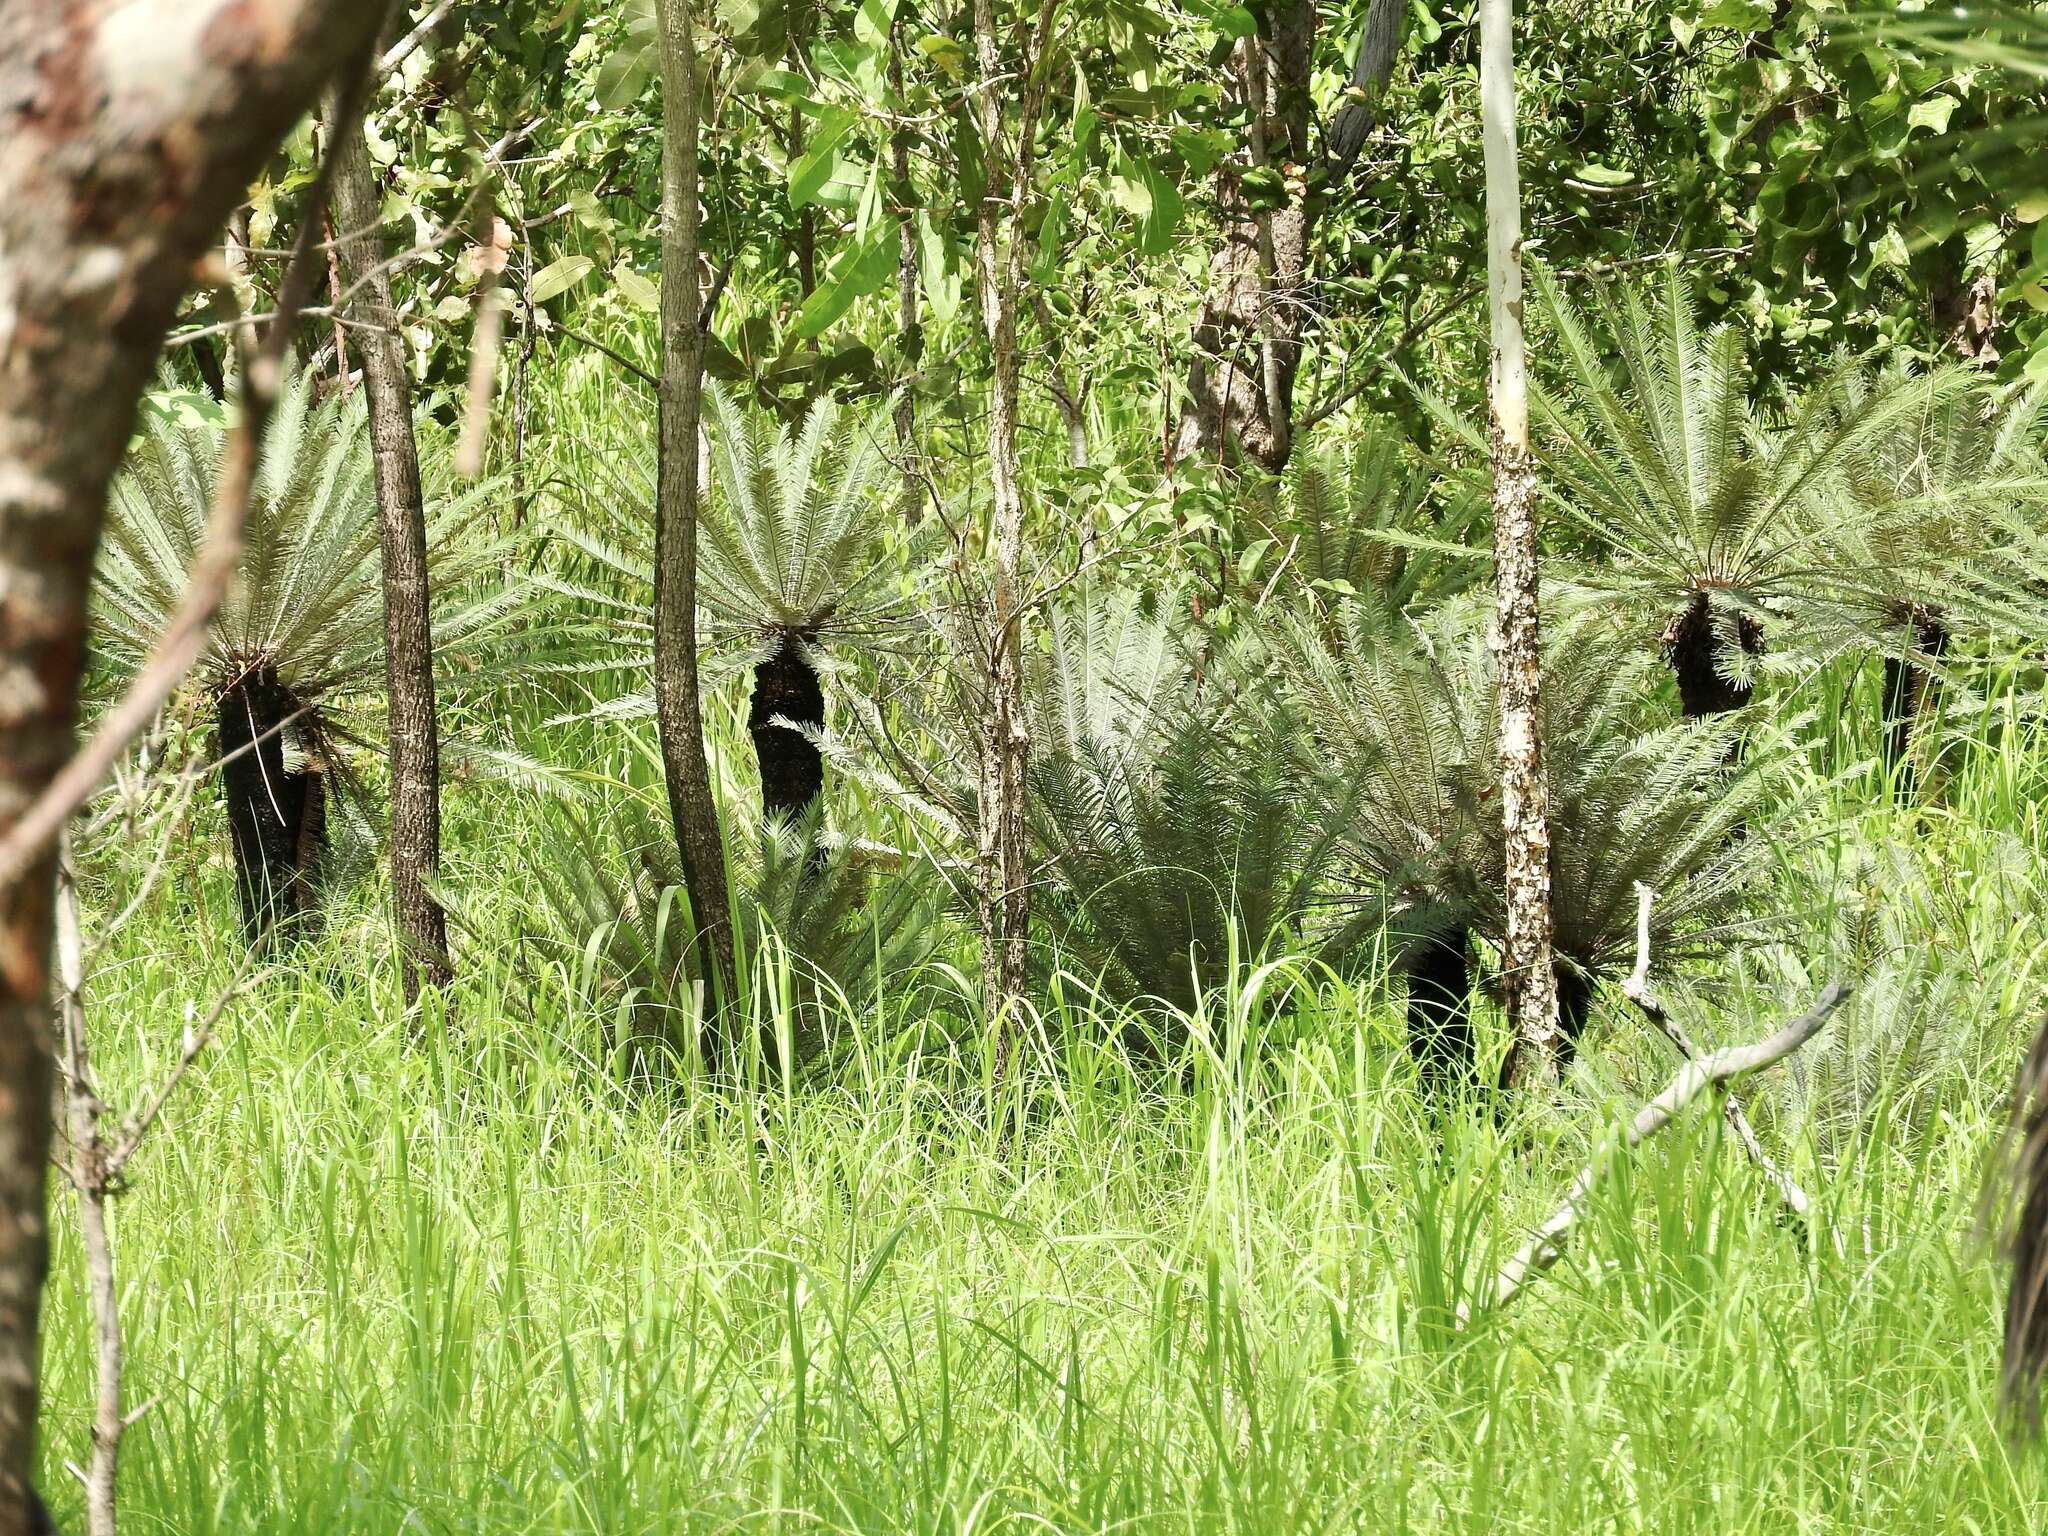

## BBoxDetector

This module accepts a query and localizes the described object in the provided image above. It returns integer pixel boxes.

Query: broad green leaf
[594,45,654,111]
[1906,93,1957,136]
[530,254,595,304]
[790,109,860,209]
[612,261,660,312]
[1572,162,1637,187]
[794,230,894,339]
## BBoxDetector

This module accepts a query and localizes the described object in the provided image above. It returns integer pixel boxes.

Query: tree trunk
[1933,266,2000,368]
[1173,0,1404,471]
[1480,0,1561,1089]
[1404,926,1473,1092]
[0,6,383,1526]
[1881,604,1951,795]
[655,0,740,1041]
[889,22,925,525]
[329,102,454,1001]
[971,0,1056,1037]
[217,668,327,944]
[750,636,826,825]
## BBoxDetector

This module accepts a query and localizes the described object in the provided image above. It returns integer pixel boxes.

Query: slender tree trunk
[329,101,454,1001]
[655,0,740,1040]
[1173,0,1404,470]
[0,8,383,1526]
[970,0,1056,1037]
[890,24,925,525]
[1479,0,1561,1087]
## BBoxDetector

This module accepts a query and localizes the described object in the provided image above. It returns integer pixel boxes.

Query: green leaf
[1033,186,1069,286]
[2016,192,2048,225]
[794,230,894,339]
[594,45,654,112]
[789,109,860,209]
[854,0,897,51]
[915,33,967,78]
[612,261,659,312]
[1571,162,1637,187]
[1907,94,1957,135]
[530,254,595,304]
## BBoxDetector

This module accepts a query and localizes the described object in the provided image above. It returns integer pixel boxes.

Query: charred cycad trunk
[1666,592,1761,720]
[749,633,826,825]
[1405,926,1473,1091]
[1554,966,1596,1068]
[1881,605,1951,795]
[218,665,326,944]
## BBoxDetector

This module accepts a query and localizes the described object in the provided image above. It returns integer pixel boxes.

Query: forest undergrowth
[36,663,2048,1534]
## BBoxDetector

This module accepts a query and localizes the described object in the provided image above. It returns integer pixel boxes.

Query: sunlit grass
[33,667,2048,1532]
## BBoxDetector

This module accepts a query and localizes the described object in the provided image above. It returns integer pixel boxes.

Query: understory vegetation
[40,671,2048,1531]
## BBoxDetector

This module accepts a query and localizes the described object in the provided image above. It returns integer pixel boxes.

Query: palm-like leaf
[1530,266,1975,710]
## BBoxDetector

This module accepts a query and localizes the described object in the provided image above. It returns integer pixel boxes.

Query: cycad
[1813,366,2048,784]
[699,382,913,823]
[1528,267,1965,718]
[1249,427,1482,623]
[1273,599,1491,1085]
[1279,598,1778,1084]
[1028,608,1369,1014]
[94,374,503,942]
[531,793,937,1067]
[539,384,915,827]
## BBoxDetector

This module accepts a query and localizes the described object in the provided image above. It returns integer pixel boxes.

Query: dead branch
[1467,977,1850,1322]
[1624,882,1819,1231]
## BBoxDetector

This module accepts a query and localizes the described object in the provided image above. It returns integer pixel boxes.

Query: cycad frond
[1251,425,1482,618]
[1530,267,1974,686]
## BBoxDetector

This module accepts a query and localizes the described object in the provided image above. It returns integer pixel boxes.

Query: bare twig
[1467,977,1850,1321]
[55,832,259,1536]
[0,57,374,898]
[379,0,456,74]
[1623,882,1819,1230]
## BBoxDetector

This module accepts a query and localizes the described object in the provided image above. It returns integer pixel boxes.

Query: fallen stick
[1622,882,1819,1231]
[1466,976,1850,1321]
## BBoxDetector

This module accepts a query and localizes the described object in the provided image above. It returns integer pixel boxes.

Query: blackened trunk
[1554,966,1595,1068]
[1881,607,1951,794]
[218,668,326,943]
[750,637,826,825]
[1667,592,1758,719]
[1404,926,1473,1090]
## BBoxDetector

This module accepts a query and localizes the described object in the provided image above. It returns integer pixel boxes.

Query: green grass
[32,673,2048,1534]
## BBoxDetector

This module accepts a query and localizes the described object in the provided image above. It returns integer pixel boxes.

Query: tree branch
[1467,976,1850,1322]
[1623,882,1819,1232]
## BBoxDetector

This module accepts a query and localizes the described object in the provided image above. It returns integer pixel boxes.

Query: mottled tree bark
[0,6,384,1526]
[655,0,739,1040]
[329,100,453,1001]
[1173,0,1404,471]
[1479,0,1561,1088]
[970,0,1057,1039]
